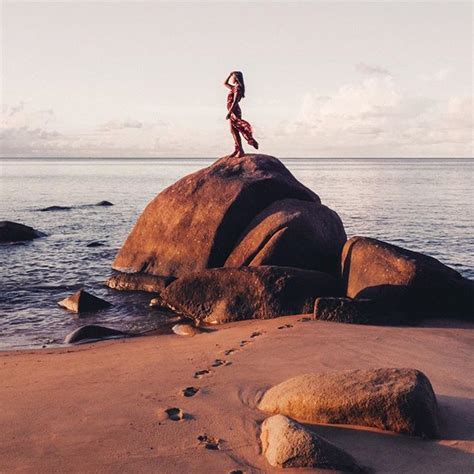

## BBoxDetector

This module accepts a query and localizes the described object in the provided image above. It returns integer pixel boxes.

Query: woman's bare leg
[230,123,244,157]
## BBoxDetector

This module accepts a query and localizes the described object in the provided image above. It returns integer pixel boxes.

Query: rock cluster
[110,153,472,324]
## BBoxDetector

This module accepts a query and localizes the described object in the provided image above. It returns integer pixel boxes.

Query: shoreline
[1,315,473,473]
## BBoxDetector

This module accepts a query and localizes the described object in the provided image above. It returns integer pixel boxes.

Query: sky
[1,0,473,158]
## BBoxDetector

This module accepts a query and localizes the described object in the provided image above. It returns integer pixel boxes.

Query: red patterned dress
[227,84,255,144]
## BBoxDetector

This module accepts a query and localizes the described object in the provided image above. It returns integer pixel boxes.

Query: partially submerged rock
[106,272,175,293]
[65,325,128,344]
[225,199,346,274]
[258,368,440,438]
[158,266,340,324]
[260,414,362,471]
[113,154,321,277]
[341,236,473,316]
[314,297,399,325]
[87,241,105,248]
[0,221,45,243]
[95,200,113,206]
[40,205,71,212]
[58,289,112,313]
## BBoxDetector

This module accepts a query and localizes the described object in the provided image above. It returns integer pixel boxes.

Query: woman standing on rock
[224,71,259,157]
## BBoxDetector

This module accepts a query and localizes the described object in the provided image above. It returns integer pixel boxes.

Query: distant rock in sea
[40,205,72,212]
[95,200,113,206]
[58,289,112,313]
[65,324,128,344]
[87,241,105,248]
[0,221,46,243]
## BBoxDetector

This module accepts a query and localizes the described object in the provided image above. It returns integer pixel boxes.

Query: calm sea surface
[1,158,473,349]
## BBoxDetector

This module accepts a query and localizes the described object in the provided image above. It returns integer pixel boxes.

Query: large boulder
[258,368,440,438]
[260,414,362,471]
[0,221,45,243]
[112,154,321,277]
[341,236,473,316]
[106,272,176,293]
[158,266,340,324]
[224,199,346,274]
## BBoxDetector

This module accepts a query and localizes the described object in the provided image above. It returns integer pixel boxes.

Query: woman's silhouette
[224,71,259,157]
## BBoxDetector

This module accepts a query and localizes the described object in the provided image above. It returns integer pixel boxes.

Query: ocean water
[1,157,473,349]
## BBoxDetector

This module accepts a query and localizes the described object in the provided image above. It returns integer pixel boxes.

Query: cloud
[421,66,453,82]
[276,70,473,157]
[98,119,144,132]
[355,62,392,78]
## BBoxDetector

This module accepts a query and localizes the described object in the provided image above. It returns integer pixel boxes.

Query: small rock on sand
[58,289,112,313]
[260,414,362,471]
[258,368,440,438]
[172,324,203,337]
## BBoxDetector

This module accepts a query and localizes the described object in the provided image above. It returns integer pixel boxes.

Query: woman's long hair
[233,71,245,98]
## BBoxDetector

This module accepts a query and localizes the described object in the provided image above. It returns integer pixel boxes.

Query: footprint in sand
[239,340,253,347]
[298,317,312,322]
[197,434,221,450]
[250,331,263,338]
[278,324,293,329]
[182,386,199,397]
[194,369,211,378]
[224,348,236,356]
[165,407,185,421]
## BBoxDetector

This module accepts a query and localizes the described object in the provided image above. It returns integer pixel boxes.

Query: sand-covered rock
[0,221,45,243]
[260,414,362,471]
[225,199,346,274]
[113,154,321,277]
[158,266,340,324]
[258,368,440,438]
[314,296,398,325]
[65,325,128,343]
[106,272,175,293]
[342,236,473,316]
[58,290,112,313]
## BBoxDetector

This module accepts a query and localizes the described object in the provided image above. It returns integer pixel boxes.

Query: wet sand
[1,316,473,473]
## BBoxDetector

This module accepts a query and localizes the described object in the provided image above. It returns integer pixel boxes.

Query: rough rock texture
[224,199,346,274]
[58,290,112,313]
[113,154,321,277]
[158,266,340,324]
[258,368,440,438]
[313,297,401,325]
[106,272,176,293]
[0,221,45,243]
[65,325,128,344]
[260,414,362,471]
[341,236,473,316]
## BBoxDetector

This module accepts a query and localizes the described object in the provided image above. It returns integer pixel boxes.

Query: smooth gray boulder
[258,368,440,438]
[58,289,112,313]
[260,414,362,471]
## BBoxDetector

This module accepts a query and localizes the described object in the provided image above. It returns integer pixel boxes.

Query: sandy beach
[1,316,473,473]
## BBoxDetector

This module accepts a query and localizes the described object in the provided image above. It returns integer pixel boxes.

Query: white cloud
[355,62,392,78]
[276,69,473,157]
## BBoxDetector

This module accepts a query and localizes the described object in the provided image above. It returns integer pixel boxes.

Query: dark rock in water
[0,221,45,243]
[106,272,176,293]
[314,296,400,325]
[225,199,346,275]
[40,205,71,212]
[341,236,473,317]
[260,414,362,471]
[113,154,321,277]
[87,241,105,248]
[65,325,128,344]
[258,368,440,438]
[58,289,112,313]
[158,265,340,324]
[95,200,113,206]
